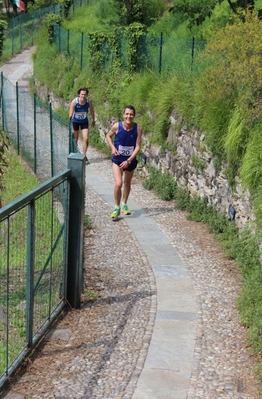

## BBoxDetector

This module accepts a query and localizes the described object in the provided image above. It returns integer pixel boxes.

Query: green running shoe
[111,206,120,218]
[122,204,131,215]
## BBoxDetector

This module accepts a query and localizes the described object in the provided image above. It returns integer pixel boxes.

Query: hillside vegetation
[8,0,262,382]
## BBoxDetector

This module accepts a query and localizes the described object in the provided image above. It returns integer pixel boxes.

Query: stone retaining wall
[141,111,254,229]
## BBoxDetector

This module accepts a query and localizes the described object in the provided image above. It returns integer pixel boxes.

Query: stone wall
[141,111,254,229]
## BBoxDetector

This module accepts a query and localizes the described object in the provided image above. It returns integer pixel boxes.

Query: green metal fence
[0,153,86,391]
[2,0,97,60]
[0,73,78,181]
[0,170,70,389]
[53,25,207,74]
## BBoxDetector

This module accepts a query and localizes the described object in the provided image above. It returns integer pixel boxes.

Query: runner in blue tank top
[106,105,143,218]
[69,87,95,164]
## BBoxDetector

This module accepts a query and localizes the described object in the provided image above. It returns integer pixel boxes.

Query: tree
[109,0,165,26]
[170,0,256,28]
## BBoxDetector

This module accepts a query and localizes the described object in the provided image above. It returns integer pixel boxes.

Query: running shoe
[122,204,131,215]
[111,206,120,218]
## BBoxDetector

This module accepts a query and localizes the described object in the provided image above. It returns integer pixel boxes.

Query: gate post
[67,153,86,308]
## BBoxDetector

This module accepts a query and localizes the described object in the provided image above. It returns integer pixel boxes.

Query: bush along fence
[52,23,207,75]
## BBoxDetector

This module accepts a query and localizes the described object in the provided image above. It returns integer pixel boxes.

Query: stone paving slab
[86,162,197,399]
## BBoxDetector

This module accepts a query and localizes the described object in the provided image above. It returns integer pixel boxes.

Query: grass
[1,148,39,206]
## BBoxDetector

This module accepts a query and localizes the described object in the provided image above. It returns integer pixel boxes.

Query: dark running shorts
[112,159,138,172]
[72,121,89,131]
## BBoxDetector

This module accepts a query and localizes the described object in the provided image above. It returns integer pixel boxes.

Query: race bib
[74,111,87,120]
[118,145,134,156]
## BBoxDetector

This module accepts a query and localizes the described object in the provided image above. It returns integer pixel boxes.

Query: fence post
[16,82,20,154]
[34,94,37,174]
[31,11,34,46]
[19,14,22,51]
[49,101,54,177]
[69,120,72,153]
[58,24,61,53]
[1,72,4,131]
[66,153,85,308]
[26,200,35,347]
[159,32,163,75]
[80,32,83,69]
[12,18,14,55]
[191,36,195,70]
[67,29,70,55]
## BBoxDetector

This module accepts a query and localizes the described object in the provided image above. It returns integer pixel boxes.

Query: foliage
[1,149,38,206]
[0,20,7,59]
[62,0,73,19]
[84,214,92,229]
[194,9,262,189]
[109,0,165,26]
[33,27,80,98]
[88,127,111,156]
[44,14,62,43]
[143,166,177,200]
[27,0,59,11]
[83,289,98,301]
[240,123,262,190]
[88,31,113,73]
[124,23,147,73]
[0,130,9,207]
[170,0,255,28]
[192,153,205,173]
[200,9,262,129]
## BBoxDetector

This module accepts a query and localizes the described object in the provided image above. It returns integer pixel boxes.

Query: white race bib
[118,145,134,157]
[74,111,87,120]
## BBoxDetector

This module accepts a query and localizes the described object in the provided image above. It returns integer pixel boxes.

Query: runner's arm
[69,99,76,120]
[106,123,119,156]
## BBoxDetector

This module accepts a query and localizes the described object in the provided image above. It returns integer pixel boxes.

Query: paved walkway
[0,48,261,399]
[86,161,197,399]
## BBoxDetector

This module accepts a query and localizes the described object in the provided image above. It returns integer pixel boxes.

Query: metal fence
[0,170,70,389]
[0,67,86,391]
[53,25,207,75]
[0,73,78,182]
[2,0,97,60]
[0,153,86,391]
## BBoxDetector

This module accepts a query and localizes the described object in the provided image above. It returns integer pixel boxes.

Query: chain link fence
[53,25,207,75]
[0,73,78,182]
[2,0,97,60]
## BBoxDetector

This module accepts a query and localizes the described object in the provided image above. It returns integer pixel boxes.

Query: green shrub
[143,166,177,200]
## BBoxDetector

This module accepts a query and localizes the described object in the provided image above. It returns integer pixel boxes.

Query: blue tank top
[72,97,89,123]
[112,121,138,163]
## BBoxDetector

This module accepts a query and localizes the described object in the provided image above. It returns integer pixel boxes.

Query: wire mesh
[0,75,77,183]
[33,181,68,335]
[54,25,206,74]
[0,176,69,381]
[0,206,28,377]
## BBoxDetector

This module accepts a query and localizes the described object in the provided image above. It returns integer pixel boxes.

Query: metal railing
[0,170,70,389]
[0,154,86,391]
